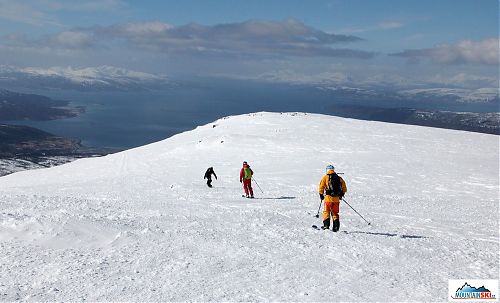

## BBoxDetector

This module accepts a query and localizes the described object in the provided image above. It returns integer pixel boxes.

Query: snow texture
[0,156,79,177]
[0,112,498,301]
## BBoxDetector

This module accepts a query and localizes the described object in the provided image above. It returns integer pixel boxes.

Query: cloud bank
[0,0,125,26]
[94,19,375,58]
[391,38,499,65]
[2,19,375,59]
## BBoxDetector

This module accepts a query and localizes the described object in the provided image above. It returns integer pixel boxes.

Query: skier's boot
[321,219,330,230]
[332,219,340,232]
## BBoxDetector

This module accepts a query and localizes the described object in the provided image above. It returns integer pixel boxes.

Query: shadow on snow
[343,230,428,239]
[253,196,296,200]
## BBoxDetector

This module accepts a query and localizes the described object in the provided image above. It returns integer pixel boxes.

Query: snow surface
[0,156,79,177]
[0,112,498,301]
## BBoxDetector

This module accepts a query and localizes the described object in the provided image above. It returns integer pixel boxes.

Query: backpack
[243,167,252,180]
[325,173,343,197]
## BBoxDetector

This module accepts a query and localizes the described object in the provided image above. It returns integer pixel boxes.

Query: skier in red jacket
[239,161,254,198]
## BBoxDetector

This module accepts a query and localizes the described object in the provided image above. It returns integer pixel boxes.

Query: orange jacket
[319,169,347,203]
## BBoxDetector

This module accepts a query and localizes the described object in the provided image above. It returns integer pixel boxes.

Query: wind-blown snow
[0,112,498,301]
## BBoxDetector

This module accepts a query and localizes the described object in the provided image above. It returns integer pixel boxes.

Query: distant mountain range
[0,65,170,91]
[255,70,499,104]
[327,105,499,135]
[1,65,498,105]
[398,87,499,103]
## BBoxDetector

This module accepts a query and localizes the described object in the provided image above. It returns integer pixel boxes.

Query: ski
[312,225,343,232]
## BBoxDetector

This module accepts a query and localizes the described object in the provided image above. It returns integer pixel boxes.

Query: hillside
[0,89,83,121]
[327,105,500,135]
[0,124,81,156]
[0,112,498,301]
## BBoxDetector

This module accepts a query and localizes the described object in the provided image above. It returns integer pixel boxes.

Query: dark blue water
[5,78,498,149]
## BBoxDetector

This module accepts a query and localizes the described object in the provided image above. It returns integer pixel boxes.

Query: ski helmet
[243,161,248,165]
[326,164,335,171]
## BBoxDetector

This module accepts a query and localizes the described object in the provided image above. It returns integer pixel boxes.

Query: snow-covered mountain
[0,65,169,91]
[252,70,499,103]
[398,87,499,103]
[0,112,498,301]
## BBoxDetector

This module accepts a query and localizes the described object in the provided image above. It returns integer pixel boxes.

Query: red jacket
[239,165,253,182]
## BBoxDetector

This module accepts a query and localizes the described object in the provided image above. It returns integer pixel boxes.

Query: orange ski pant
[323,201,340,221]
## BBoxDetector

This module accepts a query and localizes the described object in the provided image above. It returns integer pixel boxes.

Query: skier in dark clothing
[204,167,217,187]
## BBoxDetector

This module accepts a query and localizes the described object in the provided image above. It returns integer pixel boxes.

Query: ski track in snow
[0,112,498,301]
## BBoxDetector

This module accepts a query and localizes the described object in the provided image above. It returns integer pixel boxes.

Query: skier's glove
[319,193,324,200]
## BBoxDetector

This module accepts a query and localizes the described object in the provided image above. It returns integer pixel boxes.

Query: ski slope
[0,112,498,301]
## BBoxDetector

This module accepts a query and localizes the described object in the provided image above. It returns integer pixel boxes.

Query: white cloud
[338,21,403,34]
[113,22,174,35]
[0,0,125,26]
[50,31,94,49]
[391,38,499,65]
[94,19,376,59]
[2,19,376,59]
[257,69,353,85]
[0,0,59,26]
[59,0,126,11]
[429,73,498,88]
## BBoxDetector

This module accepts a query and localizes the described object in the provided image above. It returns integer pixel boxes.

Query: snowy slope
[0,112,498,301]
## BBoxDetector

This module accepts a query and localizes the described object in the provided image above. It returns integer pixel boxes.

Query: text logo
[449,280,498,301]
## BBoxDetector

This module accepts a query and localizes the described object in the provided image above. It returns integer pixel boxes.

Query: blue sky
[0,0,498,90]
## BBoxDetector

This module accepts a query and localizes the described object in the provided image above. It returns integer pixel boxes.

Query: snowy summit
[0,112,498,301]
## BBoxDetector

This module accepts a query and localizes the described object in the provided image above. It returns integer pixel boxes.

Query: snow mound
[0,112,498,301]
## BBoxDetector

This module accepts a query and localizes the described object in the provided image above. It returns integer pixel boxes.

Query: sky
[0,0,498,90]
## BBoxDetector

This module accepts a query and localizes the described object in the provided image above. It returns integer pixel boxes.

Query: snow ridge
[0,112,498,301]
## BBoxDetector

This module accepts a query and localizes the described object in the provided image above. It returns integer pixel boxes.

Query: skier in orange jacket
[318,164,347,231]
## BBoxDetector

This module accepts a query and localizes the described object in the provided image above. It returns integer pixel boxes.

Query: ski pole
[252,177,264,193]
[315,199,323,218]
[342,198,371,225]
